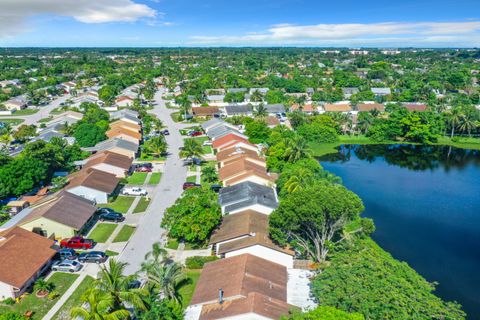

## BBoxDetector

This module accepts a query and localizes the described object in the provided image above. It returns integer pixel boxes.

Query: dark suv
[98,211,125,223]
[77,251,107,264]
[57,248,77,260]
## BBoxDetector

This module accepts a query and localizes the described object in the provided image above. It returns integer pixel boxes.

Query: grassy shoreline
[310,135,480,157]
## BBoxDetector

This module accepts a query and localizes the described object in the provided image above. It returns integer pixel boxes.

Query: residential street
[0,94,71,127]
[119,89,190,274]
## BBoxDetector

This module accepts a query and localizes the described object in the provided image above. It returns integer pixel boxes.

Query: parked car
[60,236,95,249]
[160,129,170,135]
[121,187,148,196]
[96,207,116,215]
[183,157,205,166]
[78,251,107,264]
[57,248,77,260]
[202,140,212,146]
[98,211,125,222]
[189,131,202,137]
[183,182,201,190]
[51,260,83,273]
[210,184,222,192]
[136,163,153,169]
[135,166,152,173]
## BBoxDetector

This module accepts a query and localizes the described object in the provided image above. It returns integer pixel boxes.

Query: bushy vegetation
[185,256,219,269]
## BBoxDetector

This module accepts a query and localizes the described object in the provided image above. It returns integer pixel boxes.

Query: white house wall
[0,281,14,300]
[224,244,293,268]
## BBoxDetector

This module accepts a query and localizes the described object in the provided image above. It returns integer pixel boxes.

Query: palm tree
[253,104,268,118]
[283,135,312,163]
[180,138,204,160]
[250,90,264,102]
[143,242,168,265]
[144,262,185,303]
[201,166,218,183]
[152,119,164,132]
[145,136,167,159]
[283,168,314,194]
[458,113,477,137]
[96,259,147,312]
[0,133,12,147]
[445,107,463,138]
[357,112,374,135]
[70,289,130,320]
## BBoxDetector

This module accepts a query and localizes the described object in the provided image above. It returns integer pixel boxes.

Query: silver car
[51,259,83,273]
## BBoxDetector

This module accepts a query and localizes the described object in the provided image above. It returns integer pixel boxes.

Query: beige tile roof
[66,168,119,194]
[84,151,133,171]
[209,210,269,244]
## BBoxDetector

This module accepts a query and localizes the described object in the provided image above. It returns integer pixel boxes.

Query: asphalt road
[120,89,191,274]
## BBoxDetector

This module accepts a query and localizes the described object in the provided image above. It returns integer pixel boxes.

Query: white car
[52,260,83,273]
[202,140,212,146]
[121,187,148,196]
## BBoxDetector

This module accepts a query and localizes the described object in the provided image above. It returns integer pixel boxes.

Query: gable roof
[201,118,224,131]
[190,254,287,306]
[106,127,142,140]
[83,138,138,154]
[218,181,278,212]
[212,133,250,150]
[357,103,385,112]
[290,104,316,112]
[403,103,428,112]
[19,191,96,230]
[371,87,391,95]
[110,120,142,132]
[210,210,269,244]
[66,168,119,194]
[207,125,245,141]
[84,151,133,171]
[218,158,272,183]
[0,227,56,288]
[217,232,293,256]
[324,103,352,112]
[216,146,259,162]
[225,105,253,115]
[264,104,286,113]
[192,107,220,117]
[198,292,295,320]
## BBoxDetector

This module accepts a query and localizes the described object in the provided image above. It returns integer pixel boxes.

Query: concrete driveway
[119,89,191,274]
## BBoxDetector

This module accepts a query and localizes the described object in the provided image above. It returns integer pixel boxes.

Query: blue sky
[1,0,480,47]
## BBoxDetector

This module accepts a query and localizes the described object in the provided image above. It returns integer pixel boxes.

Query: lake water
[319,144,480,319]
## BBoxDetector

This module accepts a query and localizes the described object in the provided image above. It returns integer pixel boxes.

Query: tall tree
[180,138,204,160]
[70,289,130,320]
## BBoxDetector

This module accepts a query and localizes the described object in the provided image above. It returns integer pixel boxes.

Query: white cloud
[0,0,157,38]
[190,21,480,47]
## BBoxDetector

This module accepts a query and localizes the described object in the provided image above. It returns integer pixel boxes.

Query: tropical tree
[253,103,268,118]
[96,259,147,312]
[143,242,168,266]
[458,113,477,137]
[144,262,185,303]
[250,90,264,102]
[180,138,204,160]
[445,107,463,138]
[34,278,54,295]
[283,168,314,194]
[283,135,312,163]
[70,289,130,320]
[201,165,218,183]
[356,112,375,135]
[144,136,167,159]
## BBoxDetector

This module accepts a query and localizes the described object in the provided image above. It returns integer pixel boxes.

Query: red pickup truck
[60,236,95,249]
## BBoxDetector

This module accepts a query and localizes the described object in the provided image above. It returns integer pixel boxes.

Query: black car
[161,129,170,135]
[98,211,125,222]
[137,162,153,169]
[78,251,107,264]
[57,248,77,260]
[210,184,222,192]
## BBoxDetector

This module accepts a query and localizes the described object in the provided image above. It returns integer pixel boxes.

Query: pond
[319,144,480,319]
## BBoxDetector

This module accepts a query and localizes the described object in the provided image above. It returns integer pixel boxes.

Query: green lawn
[166,238,179,249]
[88,223,117,243]
[99,196,135,213]
[178,270,202,308]
[13,108,39,116]
[113,225,136,242]
[0,118,24,125]
[309,135,480,157]
[0,273,78,320]
[105,250,119,257]
[38,116,53,123]
[49,107,63,115]
[127,172,148,185]
[133,197,150,213]
[52,276,95,320]
[186,175,197,183]
[148,172,162,185]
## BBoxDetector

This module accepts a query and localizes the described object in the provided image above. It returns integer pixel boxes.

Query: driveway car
[60,236,95,249]
[57,248,77,260]
[136,163,153,169]
[160,129,170,135]
[51,260,83,273]
[78,251,107,264]
[98,211,125,222]
[135,166,152,173]
[189,131,202,137]
[210,184,222,192]
[121,187,148,196]
[183,182,201,190]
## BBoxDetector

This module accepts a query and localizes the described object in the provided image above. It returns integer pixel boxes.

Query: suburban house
[115,96,135,107]
[249,88,269,95]
[264,104,286,115]
[109,119,142,134]
[0,227,56,300]
[106,127,142,144]
[3,97,27,111]
[206,125,247,141]
[65,168,120,204]
[227,88,248,94]
[192,106,220,118]
[371,87,392,96]
[212,133,254,152]
[218,181,278,215]
[82,151,133,178]
[323,103,352,113]
[201,118,230,132]
[83,138,139,159]
[290,104,317,114]
[216,146,263,168]
[61,81,76,93]
[47,111,83,126]
[109,109,140,125]
[0,191,97,239]
[210,210,294,268]
[342,87,359,99]
[265,115,281,128]
[30,129,74,144]
[403,103,428,112]
[185,254,297,320]
[206,94,225,105]
[224,105,253,117]
[357,103,385,112]
[218,158,275,187]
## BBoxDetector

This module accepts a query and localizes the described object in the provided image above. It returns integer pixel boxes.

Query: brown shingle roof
[190,254,287,306]
[192,107,220,116]
[324,103,352,112]
[290,104,316,112]
[84,151,133,171]
[0,227,56,288]
[106,127,142,140]
[217,232,294,256]
[110,120,141,132]
[216,147,259,162]
[20,191,96,230]
[212,133,250,150]
[210,210,268,244]
[218,158,272,182]
[404,103,427,112]
[66,168,119,194]
[357,103,385,112]
[199,292,296,320]
[265,116,280,126]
